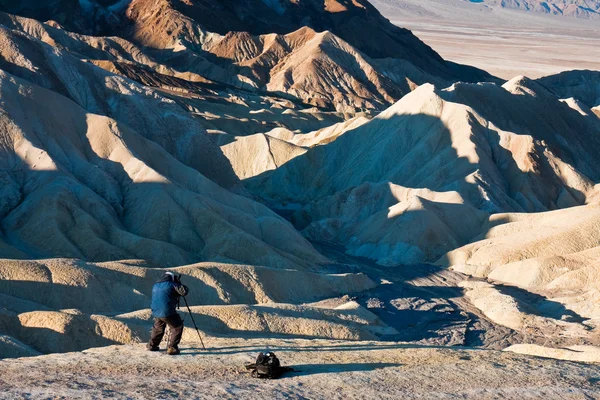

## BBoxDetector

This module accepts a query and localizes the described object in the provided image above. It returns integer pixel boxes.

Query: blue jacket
[151,278,189,318]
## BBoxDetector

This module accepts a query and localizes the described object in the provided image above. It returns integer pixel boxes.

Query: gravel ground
[2,338,600,399]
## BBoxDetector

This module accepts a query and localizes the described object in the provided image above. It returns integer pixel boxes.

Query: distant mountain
[372,0,600,19]
[473,0,600,18]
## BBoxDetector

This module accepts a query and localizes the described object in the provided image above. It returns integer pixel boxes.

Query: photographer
[146,272,189,355]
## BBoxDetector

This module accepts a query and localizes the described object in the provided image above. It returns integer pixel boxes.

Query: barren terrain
[372,0,600,79]
[2,339,600,399]
[0,1,599,398]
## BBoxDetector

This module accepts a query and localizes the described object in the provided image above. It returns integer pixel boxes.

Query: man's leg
[165,313,184,351]
[147,318,167,350]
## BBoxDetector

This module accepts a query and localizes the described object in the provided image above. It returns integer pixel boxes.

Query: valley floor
[404,20,600,79]
[372,0,600,79]
[1,338,599,399]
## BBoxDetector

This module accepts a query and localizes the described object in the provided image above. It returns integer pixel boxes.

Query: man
[147,271,189,355]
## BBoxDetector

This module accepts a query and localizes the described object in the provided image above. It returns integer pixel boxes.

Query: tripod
[182,296,207,351]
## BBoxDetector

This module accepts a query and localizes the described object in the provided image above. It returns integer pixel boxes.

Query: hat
[164,271,175,281]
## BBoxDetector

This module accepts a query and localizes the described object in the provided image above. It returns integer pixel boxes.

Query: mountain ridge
[0,0,498,112]
[474,0,600,18]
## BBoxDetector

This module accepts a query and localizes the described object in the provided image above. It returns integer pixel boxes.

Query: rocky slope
[538,70,600,110]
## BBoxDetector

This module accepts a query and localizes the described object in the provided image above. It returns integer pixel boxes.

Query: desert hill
[247,77,600,264]
[3,79,332,268]
[122,0,453,67]
[0,11,375,269]
[537,70,600,111]
[0,47,328,267]
[205,28,411,112]
[436,203,600,346]
[2,0,453,63]
[123,0,497,110]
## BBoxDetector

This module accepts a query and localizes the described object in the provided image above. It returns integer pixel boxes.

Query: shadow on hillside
[0,33,241,189]
[355,279,474,344]
[493,284,590,324]
[0,65,325,270]
[437,83,600,184]
[14,323,122,355]
[245,109,593,346]
[249,110,588,267]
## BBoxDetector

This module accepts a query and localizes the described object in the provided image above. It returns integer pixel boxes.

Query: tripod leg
[183,296,207,350]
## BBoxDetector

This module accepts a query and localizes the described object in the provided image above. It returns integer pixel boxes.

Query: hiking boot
[167,346,180,355]
[146,344,160,352]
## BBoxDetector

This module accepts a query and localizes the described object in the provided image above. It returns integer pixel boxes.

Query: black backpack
[245,352,292,379]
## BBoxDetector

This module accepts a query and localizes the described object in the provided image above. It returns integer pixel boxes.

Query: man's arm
[174,283,189,297]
